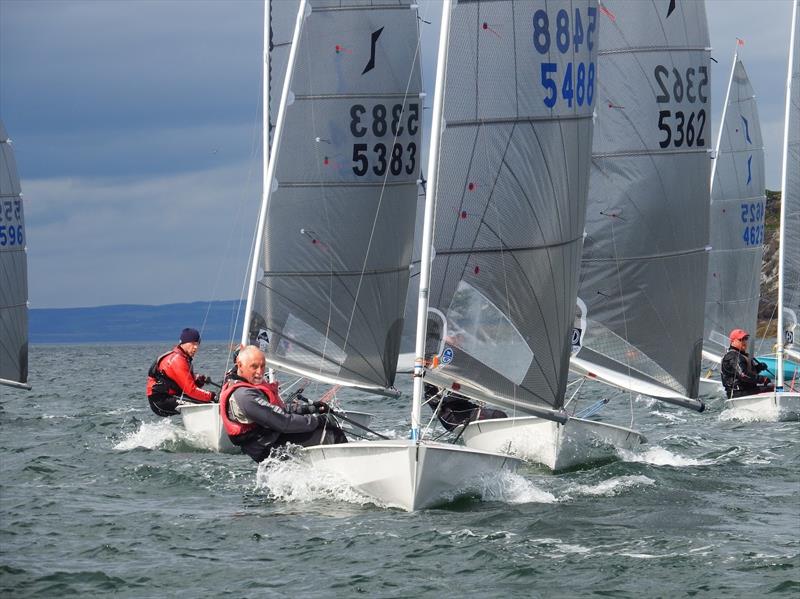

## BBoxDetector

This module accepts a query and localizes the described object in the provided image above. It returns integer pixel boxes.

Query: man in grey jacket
[220,345,346,462]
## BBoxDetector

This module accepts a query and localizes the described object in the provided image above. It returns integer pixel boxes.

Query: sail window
[445,281,533,385]
[277,314,346,375]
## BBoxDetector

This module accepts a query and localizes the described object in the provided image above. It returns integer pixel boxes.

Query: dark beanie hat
[180,328,201,344]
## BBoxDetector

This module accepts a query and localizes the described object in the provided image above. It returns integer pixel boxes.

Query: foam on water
[718,405,781,423]
[617,445,716,467]
[113,419,190,451]
[254,450,379,508]
[563,474,656,497]
[478,470,558,505]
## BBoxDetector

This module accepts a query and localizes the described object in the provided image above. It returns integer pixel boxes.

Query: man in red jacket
[146,328,216,417]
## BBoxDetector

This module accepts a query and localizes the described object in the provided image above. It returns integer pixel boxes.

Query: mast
[776,0,798,391]
[709,43,740,192]
[410,0,451,440]
[241,0,307,347]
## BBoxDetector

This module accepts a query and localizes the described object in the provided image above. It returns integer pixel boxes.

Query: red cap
[729,328,749,342]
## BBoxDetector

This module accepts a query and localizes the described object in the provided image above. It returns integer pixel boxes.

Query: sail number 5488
[532,7,597,109]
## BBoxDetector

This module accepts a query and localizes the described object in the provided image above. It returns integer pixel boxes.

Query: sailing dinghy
[244,0,521,511]
[460,0,712,470]
[399,0,602,472]
[177,1,371,450]
[0,120,30,391]
[727,0,800,420]
[699,51,765,398]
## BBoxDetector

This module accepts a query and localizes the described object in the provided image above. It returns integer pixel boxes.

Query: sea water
[0,343,797,597]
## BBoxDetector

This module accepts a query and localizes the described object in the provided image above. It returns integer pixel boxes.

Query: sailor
[424,383,507,432]
[146,327,216,417]
[220,345,347,462]
[720,329,773,398]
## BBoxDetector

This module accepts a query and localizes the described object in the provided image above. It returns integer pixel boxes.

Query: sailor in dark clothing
[721,329,774,399]
[220,345,347,462]
[424,383,507,431]
[146,328,215,417]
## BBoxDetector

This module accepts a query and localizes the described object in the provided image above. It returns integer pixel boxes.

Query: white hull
[177,403,238,454]
[461,416,646,471]
[699,376,725,397]
[303,440,522,511]
[723,391,800,421]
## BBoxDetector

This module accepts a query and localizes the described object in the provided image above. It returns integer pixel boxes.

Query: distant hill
[30,300,245,344]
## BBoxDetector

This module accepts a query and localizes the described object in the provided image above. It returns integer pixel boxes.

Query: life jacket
[146,349,182,398]
[219,379,284,438]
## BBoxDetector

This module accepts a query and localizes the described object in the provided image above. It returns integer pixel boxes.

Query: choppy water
[1,343,798,597]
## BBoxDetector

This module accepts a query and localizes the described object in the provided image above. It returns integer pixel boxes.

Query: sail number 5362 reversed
[533,6,597,109]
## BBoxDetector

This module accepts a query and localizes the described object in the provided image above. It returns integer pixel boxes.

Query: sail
[0,120,30,390]
[782,3,800,359]
[704,60,764,360]
[247,0,422,394]
[424,0,598,415]
[572,0,711,404]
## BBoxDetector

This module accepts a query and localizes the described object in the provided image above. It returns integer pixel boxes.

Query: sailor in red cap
[720,329,773,398]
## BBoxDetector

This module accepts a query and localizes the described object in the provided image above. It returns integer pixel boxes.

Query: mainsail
[704,59,764,361]
[0,120,30,390]
[572,0,710,409]
[424,0,598,419]
[245,0,422,395]
[779,1,800,362]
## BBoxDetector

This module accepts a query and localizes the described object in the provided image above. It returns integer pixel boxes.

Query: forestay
[704,60,764,360]
[246,0,422,395]
[572,0,710,406]
[424,0,597,418]
[0,121,29,390]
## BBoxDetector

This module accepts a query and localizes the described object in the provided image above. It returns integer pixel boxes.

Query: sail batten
[574,0,711,402]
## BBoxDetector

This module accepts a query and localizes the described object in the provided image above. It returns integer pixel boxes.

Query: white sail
[778,0,800,366]
[244,0,423,396]
[422,0,598,421]
[723,0,800,421]
[704,58,765,361]
[571,0,710,411]
[0,120,30,390]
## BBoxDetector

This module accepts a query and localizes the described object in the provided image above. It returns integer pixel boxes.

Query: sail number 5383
[350,103,419,177]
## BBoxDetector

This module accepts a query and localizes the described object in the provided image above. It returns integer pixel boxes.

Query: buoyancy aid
[146,349,182,398]
[219,379,285,438]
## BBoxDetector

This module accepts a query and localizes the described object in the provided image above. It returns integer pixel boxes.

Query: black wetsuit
[720,347,772,399]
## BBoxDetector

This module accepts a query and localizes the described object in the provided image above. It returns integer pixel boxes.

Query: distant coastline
[29,300,245,344]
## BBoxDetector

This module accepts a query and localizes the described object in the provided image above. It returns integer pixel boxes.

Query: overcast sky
[0,0,795,309]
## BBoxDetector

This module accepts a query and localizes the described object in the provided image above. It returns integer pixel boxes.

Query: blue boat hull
[755,355,800,382]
